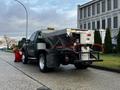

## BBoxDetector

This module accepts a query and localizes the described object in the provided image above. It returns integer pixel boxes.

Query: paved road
[0,51,43,90]
[0,51,120,90]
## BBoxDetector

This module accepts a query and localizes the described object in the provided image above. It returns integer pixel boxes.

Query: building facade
[77,0,120,44]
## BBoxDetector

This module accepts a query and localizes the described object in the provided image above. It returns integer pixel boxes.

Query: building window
[97,21,100,29]
[113,16,118,28]
[84,23,86,29]
[102,19,106,29]
[113,0,118,9]
[107,0,111,11]
[97,3,100,14]
[107,18,111,29]
[80,8,83,19]
[92,4,95,16]
[88,22,91,29]
[92,21,95,30]
[102,0,106,12]
[88,6,91,17]
[80,24,82,29]
[84,8,87,18]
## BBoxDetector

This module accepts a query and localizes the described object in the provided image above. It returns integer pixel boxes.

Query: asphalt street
[0,51,120,90]
[0,51,43,90]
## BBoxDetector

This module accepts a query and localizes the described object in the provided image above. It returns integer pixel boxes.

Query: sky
[0,0,91,39]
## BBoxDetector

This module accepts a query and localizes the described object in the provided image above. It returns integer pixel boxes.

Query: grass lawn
[93,54,120,70]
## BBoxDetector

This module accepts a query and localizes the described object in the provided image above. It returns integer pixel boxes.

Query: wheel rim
[39,56,45,70]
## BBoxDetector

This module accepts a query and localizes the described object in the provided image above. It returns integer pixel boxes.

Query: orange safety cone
[13,47,22,62]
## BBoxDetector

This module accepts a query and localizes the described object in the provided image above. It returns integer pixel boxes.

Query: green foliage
[18,38,26,49]
[117,29,120,53]
[93,54,120,70]
[93,30,102,51]
[94,30,102,44]
[104,28,112,53]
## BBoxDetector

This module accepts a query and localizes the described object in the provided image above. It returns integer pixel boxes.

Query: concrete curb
[90,65,120,73]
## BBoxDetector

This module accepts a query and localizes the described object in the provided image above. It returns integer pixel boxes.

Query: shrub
[93,30,102,51]
[116,29,120,53]
[104,28,112,53]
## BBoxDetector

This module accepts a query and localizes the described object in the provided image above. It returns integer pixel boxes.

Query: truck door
[27,32,37,57]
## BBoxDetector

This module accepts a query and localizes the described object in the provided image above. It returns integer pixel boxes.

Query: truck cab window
[30,32,36,41]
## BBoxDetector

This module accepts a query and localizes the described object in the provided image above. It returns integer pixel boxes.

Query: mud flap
[46,53,60,68]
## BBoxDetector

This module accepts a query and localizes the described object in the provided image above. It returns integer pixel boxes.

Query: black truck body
[22,28,102,72]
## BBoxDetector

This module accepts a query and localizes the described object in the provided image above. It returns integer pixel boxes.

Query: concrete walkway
[0,55,43,90]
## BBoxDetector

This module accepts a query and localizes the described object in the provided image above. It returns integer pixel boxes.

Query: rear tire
[39,54,48,72]
[74,63,89,69]
[22,52,28,64]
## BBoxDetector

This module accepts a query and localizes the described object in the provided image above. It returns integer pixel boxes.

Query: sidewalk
[0,57,42,90]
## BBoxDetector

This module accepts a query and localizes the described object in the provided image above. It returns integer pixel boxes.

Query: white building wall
[78,0,120,44]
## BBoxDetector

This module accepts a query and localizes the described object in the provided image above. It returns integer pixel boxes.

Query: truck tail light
[87,34,91,36]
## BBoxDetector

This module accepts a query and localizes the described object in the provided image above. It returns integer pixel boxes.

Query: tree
[0,41,3,45]
[4,35,12,49]
[104,28,112,53]
[93,30,102,51]
[116,29,120,53]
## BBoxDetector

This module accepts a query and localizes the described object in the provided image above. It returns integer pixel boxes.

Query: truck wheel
[39,54,48,72]
[74,63,88,69]
[22,52,28,64]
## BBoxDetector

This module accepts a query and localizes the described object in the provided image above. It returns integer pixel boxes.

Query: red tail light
[87,34,91,36]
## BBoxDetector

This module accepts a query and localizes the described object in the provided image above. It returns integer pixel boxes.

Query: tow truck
[22,28,102,72]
